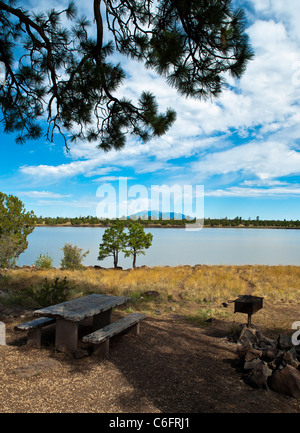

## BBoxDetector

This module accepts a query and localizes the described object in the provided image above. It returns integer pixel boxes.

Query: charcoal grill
[234,295,264,327]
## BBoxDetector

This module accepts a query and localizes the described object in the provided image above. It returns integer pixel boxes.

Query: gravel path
[1,310,300,413]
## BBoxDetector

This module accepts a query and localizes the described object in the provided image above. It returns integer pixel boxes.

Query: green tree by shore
[98,220,153,268]
[0,192,36,268]
[98,220,127,268]
[124,222,153,269]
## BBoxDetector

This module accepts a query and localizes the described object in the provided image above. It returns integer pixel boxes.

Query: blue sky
[1,0,300,220]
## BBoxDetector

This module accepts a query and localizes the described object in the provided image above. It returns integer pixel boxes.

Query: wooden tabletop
[33,293,130,322]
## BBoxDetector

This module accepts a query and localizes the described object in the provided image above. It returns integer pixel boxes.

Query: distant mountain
[128,210,192,220]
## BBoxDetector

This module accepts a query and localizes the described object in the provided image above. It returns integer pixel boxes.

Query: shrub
[60,243,89,270]
[34,253,53,269]
[28,277,74,307]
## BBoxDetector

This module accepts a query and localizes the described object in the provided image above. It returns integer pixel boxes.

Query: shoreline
[14,263,300,270]
[35,224,300,230]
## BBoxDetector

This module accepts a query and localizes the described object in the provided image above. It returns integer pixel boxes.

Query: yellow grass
[1,264,300,302]
[1,264,300,333]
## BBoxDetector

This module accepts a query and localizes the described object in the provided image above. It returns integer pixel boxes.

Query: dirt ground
[0,301,300,414]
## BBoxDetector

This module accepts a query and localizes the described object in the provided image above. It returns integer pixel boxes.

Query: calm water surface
[17,227,300,268]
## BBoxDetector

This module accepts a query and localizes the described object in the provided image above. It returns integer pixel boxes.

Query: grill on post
[234,295,264,327]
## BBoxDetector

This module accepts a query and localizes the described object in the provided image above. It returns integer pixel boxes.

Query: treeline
[35,215,193,226]
[204,217,300,228]
[36,215,104,225]
[35,215,300,228]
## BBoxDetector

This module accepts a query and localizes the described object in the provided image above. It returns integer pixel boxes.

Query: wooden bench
[82,313,146,357]
[14,317,56,346]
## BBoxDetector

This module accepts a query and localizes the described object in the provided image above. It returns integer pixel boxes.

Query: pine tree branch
[0,1,59,100]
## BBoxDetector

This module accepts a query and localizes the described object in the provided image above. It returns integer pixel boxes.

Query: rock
[263,347,279,362]
[246,361,272,390]
[238,325,258,348]
[245,348,263,362]
[203,297,215,303]
[268,359,278,371]
[244,358,263,371]
[170,314,183,320]
[278,334,293,351]
[205,317,220,325]
[8,359,61,378]
[236,345,262,363]
[236,344,248,360]
[234,326,300,398]
[282,348,300,369]
[270,365,300,399]
[144,291,160,299]
[256,331,277,349]
[73,349,89,359]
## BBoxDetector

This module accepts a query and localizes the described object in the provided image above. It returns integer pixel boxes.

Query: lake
[17,227,300,268]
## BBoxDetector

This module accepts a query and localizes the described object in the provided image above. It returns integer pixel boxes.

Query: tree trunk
[133,253,136,269]
[114,250,118,268]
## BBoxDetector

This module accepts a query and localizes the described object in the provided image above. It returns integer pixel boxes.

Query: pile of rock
[233,325,300,399]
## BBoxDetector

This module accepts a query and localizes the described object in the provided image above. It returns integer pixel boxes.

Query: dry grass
[1,264,300,300]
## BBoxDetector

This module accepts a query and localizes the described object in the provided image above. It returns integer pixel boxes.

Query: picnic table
[33,293,130,351]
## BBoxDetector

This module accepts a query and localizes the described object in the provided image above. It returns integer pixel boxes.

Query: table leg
[55,318,78,351]
[93,308,112,330]
[27,328,42,347]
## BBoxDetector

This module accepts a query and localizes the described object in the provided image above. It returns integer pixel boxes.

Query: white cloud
[93,176,135,182]
[242,179,290,187]
[84,166,120,178]
[250,0,300,41]
[205,186,300,197]
[30,198,99,208]
[20,157,113,179]
[191,141,300,181]
[16,190,72,198]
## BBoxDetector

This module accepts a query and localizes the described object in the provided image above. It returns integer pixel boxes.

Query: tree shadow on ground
[97,316,297,413]
[5,313,299,413]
